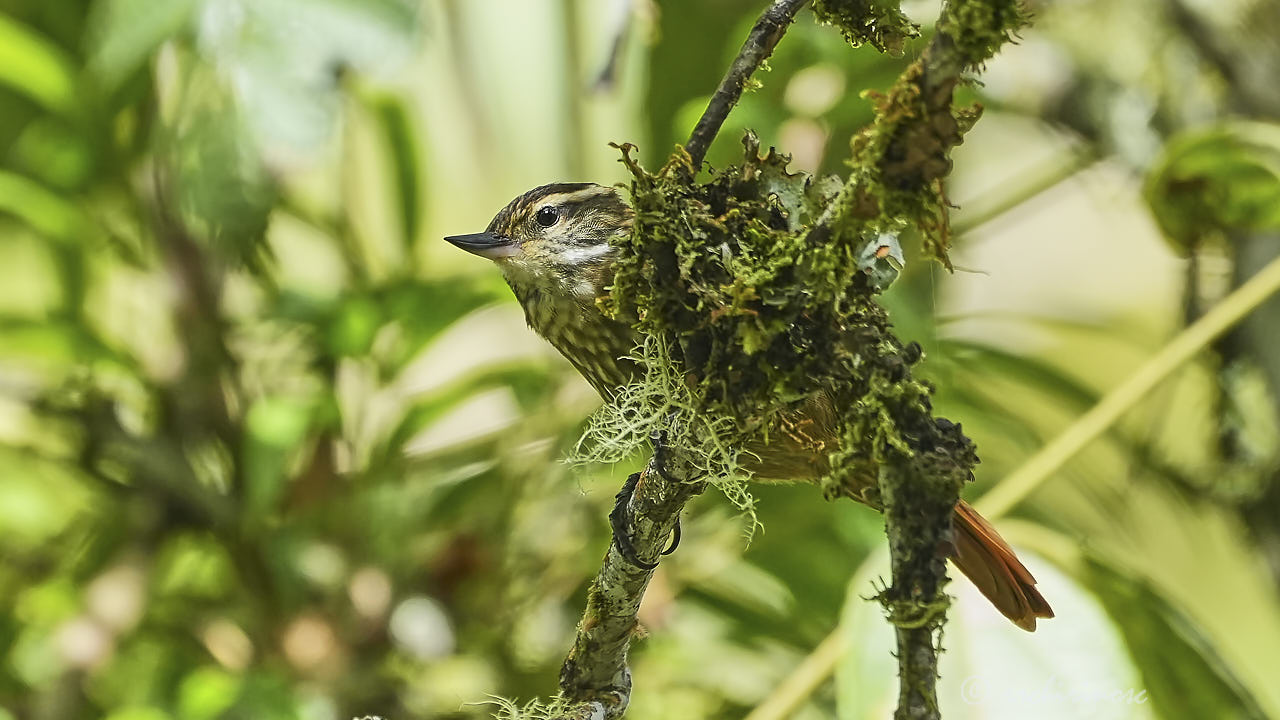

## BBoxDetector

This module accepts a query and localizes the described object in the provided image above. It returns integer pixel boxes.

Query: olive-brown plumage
[446,183,1054,631]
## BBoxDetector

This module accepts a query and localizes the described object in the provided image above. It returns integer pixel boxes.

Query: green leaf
[154,534,235,599]
[1081,555,1270,720]
[837,548,1154,720]
[0,170,88,241]
[0,450,92,548]
[103,708,171,720]
[196,0,419,151]
[374,95,424,255]
[10,119,94,190]
[327,295,384,357]
[377,277,511,369]
[86,0,201,90]
[171,100,276,263]
[381,365,552,459]
[938,339,1103,410]
[178,666,243,720]
[0,15,77,114]
[1145,121,1280,253]
[244,396,317,521]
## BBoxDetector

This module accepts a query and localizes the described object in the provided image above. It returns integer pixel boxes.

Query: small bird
[446,182,1054,631]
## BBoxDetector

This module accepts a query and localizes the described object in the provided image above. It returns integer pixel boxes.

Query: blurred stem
[339,94,374,285]
[951,149,1096,237]
[743,626,847,720]
[684,0,810,168]
[977,252,1280,519]
[558,0,588,178]
[441,0,495,168]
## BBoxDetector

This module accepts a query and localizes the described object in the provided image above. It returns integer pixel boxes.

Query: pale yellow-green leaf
[0,15,76,113]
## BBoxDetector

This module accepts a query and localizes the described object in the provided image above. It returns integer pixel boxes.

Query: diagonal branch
[555,448,705,719]
[684,0,811,169]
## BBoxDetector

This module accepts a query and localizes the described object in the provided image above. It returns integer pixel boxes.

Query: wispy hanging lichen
[485,695,577,720]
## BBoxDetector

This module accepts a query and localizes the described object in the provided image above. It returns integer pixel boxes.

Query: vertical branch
[550,2,810,714]
[877,421,975,720]
[557,0,589,178]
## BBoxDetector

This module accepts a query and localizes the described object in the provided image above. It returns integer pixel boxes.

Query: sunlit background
[2,0,1279,719]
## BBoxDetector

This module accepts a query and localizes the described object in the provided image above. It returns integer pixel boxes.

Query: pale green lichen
[485,696,577,720]
[570,333,758,534]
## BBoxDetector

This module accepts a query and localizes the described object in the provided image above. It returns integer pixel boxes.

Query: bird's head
[445,183,631,304]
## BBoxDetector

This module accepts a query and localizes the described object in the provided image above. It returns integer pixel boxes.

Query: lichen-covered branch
[877,421,977,720]
[810,2,1028,717]
[554,450,705,720]
[684,0,811,169]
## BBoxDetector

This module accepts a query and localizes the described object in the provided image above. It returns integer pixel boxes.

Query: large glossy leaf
[837,548,1154,720]
[1081,555,1269,720]
[195,0,419,154]
[86,0,202,90]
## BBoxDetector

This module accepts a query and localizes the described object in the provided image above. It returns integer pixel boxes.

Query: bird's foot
[610,471,682,571]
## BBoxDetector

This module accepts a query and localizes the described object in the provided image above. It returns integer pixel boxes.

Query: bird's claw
[610,471,682,570]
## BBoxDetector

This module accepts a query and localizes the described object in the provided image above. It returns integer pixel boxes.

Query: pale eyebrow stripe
[536,186,614,207]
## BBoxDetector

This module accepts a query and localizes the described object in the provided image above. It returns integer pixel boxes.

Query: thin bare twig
[684,0,811,169]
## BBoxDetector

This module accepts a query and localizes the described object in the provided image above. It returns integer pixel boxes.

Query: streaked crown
[446,183,631,302]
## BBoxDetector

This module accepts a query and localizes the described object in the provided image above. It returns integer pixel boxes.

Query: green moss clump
[575,0,1028,505]
[810,0,920,55]
[583,136,930,500]
[938,0,1030,70]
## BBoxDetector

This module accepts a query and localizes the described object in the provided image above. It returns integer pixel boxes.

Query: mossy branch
[811,3,1027,718]
[877,421,977,720]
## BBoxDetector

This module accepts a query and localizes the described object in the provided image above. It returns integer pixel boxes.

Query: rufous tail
[950,500,1055,631]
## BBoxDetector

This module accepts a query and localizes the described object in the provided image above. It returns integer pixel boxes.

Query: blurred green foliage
[2,1,1280,720]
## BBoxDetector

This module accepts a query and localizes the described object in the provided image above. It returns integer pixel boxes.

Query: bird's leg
[650,429,684,557]
[610,429,688,570]
[610,471,684,570]
[611,472,659,570]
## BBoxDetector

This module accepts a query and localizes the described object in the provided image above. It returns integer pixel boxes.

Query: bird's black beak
[444,231,519,260]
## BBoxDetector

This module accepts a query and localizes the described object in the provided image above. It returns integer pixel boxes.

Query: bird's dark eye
[535,206,559,228]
